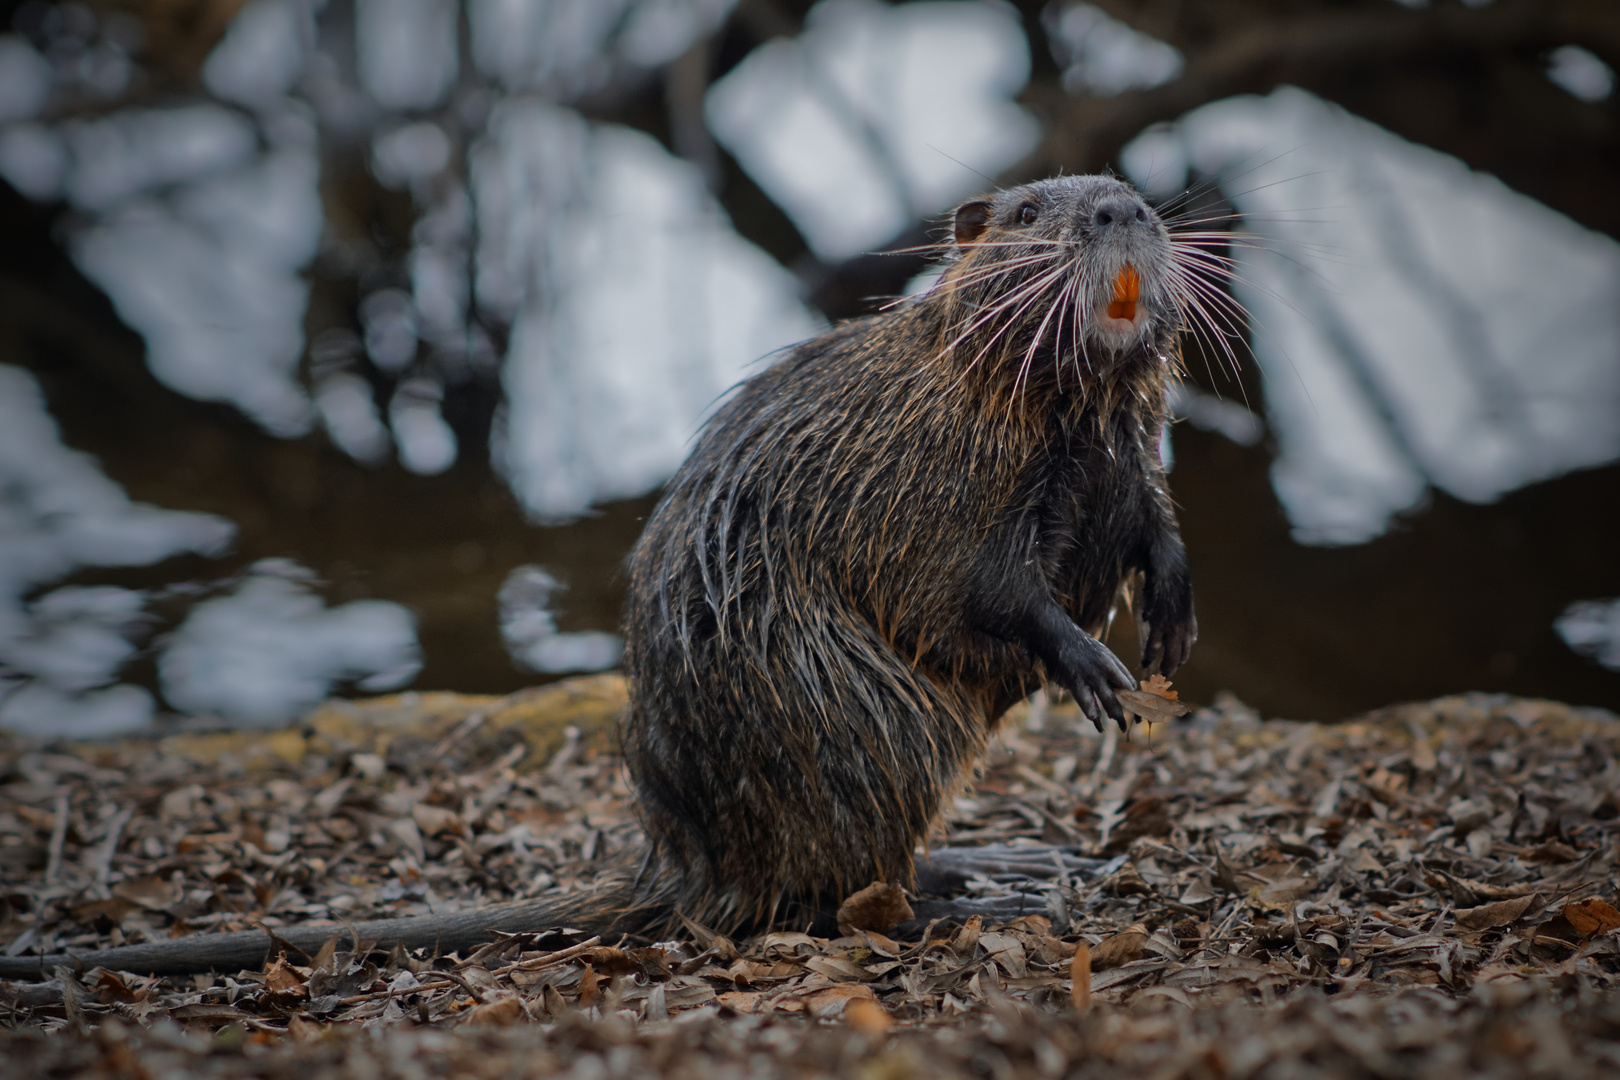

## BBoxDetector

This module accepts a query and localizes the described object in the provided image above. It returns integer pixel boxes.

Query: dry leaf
[578,947,640,976]
[461,996,523,1027]
[844,997,891,1034]
[1563,898,1620,937]
[577,966,602,1005]
[799,983,877,1019]
[836,881,914,935]
[286,1016,325,1043]
[951,915,984,956]
[977,931,1028,978]
[1118,688,1191,724]
[111,875,181,910]
[1141,674,1179,700]
[1091,925,1149,971]
[70,898,139,924]
[715,991,764,1014]
[263,954,309,1000]
[1070,941,1092,1012]
[804,955,874,983]
[1456,894,1539,931]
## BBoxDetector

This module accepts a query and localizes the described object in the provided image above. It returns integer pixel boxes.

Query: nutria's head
[932,174,1195,384]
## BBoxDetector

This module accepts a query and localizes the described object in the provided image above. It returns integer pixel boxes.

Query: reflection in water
[0,365,227,735]
[1546,45,1615,104]
[159,559,421,726]
[498,565,623,675]
[1126,86,1620,547]
[1043,2,1184,98]
[0,365,425,735]
[1559,600,1620,673]
[72,130,323,436]
[476,101,820,520]
[704,0,1040,261]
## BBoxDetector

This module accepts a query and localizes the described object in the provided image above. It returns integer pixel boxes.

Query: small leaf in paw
[1121,689,1198,722]
[1140,674,1179,700]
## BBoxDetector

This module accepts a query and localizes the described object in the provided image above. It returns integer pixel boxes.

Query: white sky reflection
[1125,86,1620,546]
[705,0,1041,261]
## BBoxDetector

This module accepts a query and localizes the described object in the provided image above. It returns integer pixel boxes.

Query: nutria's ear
[953,200,993,246]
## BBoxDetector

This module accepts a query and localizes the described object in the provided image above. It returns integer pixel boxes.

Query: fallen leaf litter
[4,677,1620,1077]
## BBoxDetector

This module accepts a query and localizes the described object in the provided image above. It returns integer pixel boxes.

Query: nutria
[0,174,1214,978]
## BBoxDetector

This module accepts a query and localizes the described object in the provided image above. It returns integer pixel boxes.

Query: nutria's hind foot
[912,844,1118,895]
[896,843,1127,937]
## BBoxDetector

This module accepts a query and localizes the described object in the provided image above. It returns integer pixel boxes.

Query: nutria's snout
[1079,192,1171,350]
[932,174,1189,379]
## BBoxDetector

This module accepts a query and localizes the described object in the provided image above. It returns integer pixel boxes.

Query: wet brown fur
[621,174,1196,931]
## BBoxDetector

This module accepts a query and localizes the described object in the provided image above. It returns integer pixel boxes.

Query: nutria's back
[623,174,1204,932]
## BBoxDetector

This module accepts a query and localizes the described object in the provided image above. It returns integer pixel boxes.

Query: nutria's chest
[1027,400,1159,604]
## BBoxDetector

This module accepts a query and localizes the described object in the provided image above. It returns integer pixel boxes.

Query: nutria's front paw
[1140,592,1196,676]
[1053,632,1135,731]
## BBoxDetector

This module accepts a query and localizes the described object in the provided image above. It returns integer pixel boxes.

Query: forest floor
[4,677,1620,1078]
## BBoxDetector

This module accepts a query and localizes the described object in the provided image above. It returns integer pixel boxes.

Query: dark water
[34,331,1620,722]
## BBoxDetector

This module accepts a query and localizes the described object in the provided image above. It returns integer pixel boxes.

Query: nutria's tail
[0,857,663,979]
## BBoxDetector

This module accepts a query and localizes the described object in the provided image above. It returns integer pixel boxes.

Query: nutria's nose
[1093,199,1148,229]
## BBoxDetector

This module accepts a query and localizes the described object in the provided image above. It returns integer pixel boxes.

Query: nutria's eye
[1017,204,1039,226]
[1135,206,1147,222]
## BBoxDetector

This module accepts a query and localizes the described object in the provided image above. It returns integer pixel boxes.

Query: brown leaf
[803,955,873,983]
[71,897,140,924]
[844,997,891,1034]
[1118,689,1191,724]
[1070,941,1092,1012]
[676,913,740,962]
[461,996,524,1027]
[263,954,309,998]
[1109,861,1156,895]
[727,958,801,985]
[951,915,984,956]
[758,932,818,960]
[167,1003,253,1028]
[1526,841,1581,863]
[977,931,1028,978]
[1562,898,1620,937]
[111,875,181,910]
[715,991,765,1014]
[92,971,142,1005]
[577,966,603,1005]
[578,947,639,976]
[854,929,901,957]
[1107,797,1174,850]
[836,881,913,935]
[1455,894,1539,931]
[1091,925,1149,971]
[1140,674,1179,700]
[286,1016,325,1042]
[798,983,877,1019]
[1257,877,1314,905]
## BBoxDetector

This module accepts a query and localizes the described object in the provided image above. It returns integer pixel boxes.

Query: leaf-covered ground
[5,679,1620,1077]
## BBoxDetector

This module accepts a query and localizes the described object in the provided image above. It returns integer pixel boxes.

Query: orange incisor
[1108,264,1140,321]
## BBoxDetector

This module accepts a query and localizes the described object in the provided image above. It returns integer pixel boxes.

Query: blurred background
[0,0,1616,737]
